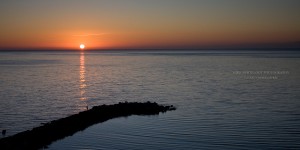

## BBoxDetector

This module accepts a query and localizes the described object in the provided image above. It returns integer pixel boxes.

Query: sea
[0,50,300,149]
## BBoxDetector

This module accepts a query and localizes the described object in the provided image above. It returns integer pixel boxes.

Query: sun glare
[80,44,85,50]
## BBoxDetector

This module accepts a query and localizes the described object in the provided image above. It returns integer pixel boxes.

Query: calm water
[0,50,300,149]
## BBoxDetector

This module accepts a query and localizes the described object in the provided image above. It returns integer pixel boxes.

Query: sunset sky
[0,0,299,50]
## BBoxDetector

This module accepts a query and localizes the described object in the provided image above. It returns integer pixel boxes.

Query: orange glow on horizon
[0,30,299,50]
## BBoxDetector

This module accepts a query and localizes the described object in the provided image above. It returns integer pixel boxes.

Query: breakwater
[0,102,176,150]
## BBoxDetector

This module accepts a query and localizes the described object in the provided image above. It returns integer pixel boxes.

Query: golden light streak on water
[79,52,87,102]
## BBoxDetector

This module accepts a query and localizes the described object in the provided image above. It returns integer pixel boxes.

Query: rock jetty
[0,102,176,150]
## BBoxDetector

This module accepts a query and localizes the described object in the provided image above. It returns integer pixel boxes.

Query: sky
[0,0,299,50]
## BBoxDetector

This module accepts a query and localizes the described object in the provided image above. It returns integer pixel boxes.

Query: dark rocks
[0,102,176,150]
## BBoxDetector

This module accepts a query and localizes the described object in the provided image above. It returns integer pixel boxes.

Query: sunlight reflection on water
[79,52,87,101]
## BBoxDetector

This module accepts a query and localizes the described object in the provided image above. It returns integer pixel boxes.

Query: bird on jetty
[2,129,6,136]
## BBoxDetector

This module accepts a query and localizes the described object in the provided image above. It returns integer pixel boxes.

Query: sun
[80,44,85,50]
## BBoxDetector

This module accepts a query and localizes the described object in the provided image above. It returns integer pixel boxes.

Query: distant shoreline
[0,46,300,52]
[0,49,300,53]
[0,102,176,150]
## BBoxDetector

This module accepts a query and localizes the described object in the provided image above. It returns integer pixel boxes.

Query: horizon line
[0,47,299,51]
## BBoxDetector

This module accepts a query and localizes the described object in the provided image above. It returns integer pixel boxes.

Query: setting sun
[80,44,85,50]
